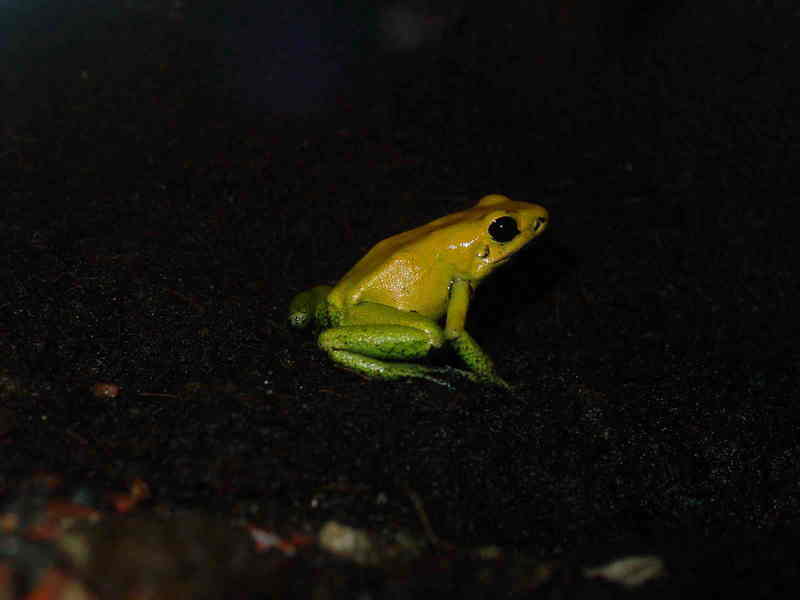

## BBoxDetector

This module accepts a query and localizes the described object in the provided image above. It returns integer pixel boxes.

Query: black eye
[488,216,519,242]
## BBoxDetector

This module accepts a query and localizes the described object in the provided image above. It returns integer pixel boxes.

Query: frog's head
[464,194,548,281]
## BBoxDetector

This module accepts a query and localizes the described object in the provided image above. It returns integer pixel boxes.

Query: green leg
[319,325,471,388]
[327,351,466,389]
[449,331,511,389]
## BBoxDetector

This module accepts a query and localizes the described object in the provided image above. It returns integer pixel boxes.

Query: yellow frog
[288,194,548,388]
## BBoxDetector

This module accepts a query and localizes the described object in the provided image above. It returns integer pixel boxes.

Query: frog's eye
[488,216,520,243]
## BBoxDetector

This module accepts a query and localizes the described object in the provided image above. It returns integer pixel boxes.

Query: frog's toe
[417,372,457,390]
[288,310,312,329]
[438,366,513,390]
[479,372,513,390]
[422,366,477,386]
[492,377,514,391]
[421,367,513,391]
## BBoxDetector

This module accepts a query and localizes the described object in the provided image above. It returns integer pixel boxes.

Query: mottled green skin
[448,331,503,384]
[288,285,509,389]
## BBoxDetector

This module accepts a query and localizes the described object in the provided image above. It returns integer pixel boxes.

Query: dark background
[1,0,799,596]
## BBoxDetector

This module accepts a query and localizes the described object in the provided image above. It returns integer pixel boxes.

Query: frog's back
[328,218,460,318]
[325,196,548,319]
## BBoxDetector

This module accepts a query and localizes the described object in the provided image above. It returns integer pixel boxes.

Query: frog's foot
[328,351,463,389]
[288,286,332,329]
[443,366,512,390]
[447,333,512,390]
[427,365,516,391]
[481,373,513,391]
[328,352,508,390]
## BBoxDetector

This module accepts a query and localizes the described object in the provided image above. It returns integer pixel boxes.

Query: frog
[288,194,549,388]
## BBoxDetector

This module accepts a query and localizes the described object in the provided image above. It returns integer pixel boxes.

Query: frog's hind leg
[319,324,436,359]
[319,323,471,388]
[288,285,332,328]
[327,349,469,388]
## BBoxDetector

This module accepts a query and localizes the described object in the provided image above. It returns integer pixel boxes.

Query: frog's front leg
[318,303,465,387]
[445,279,511,389]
